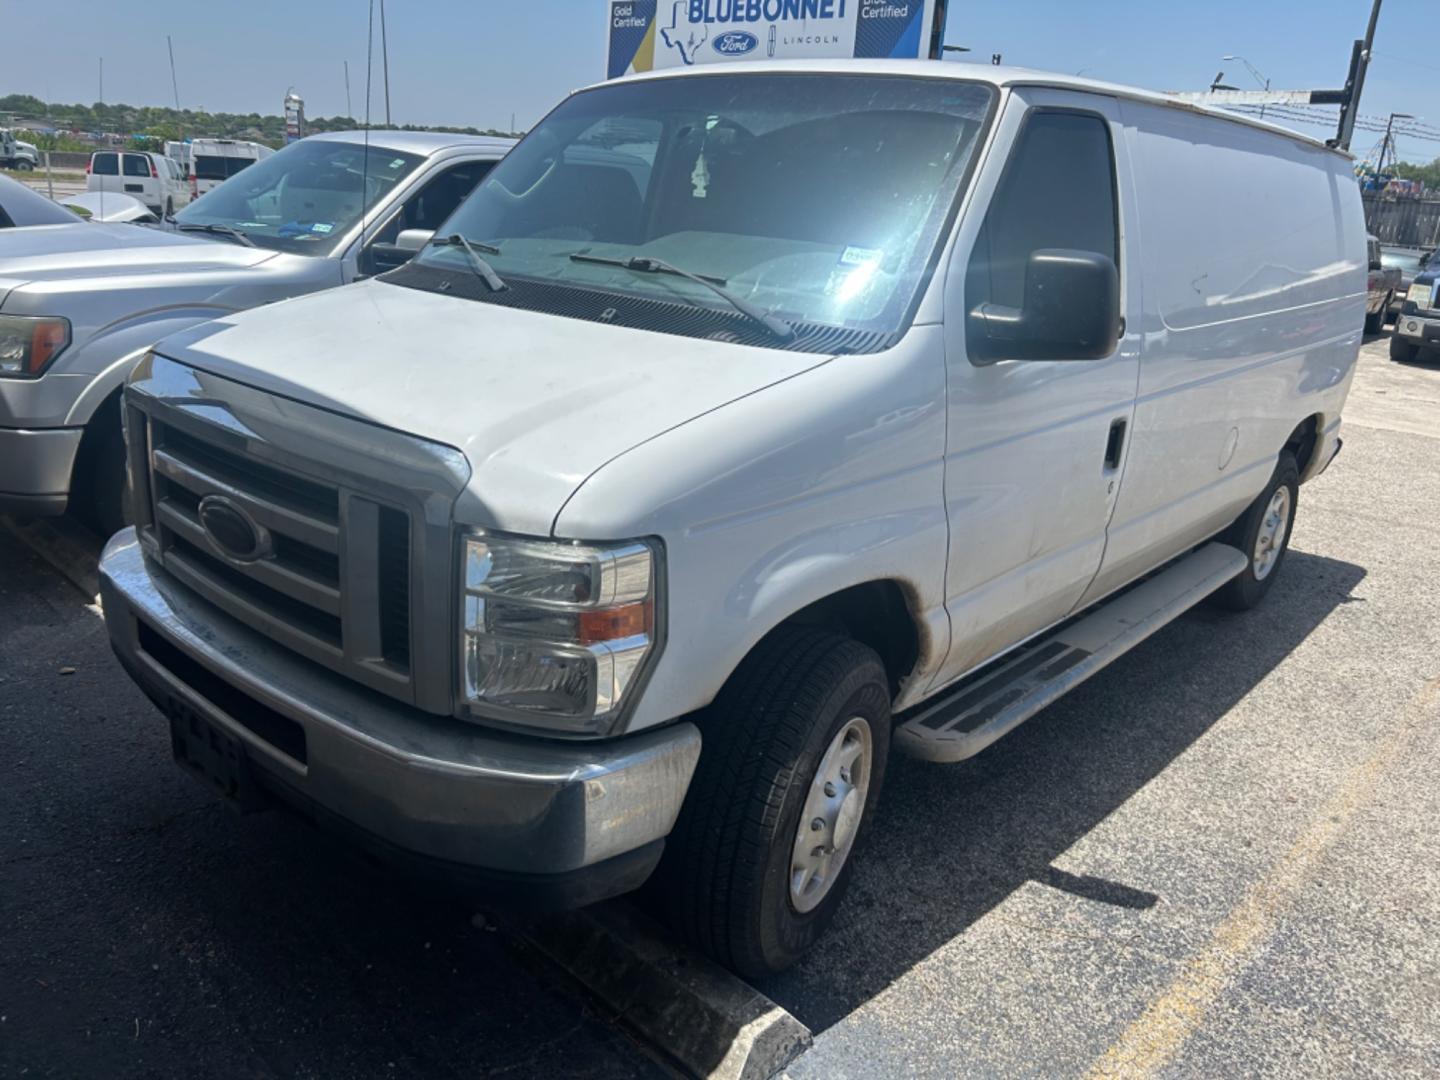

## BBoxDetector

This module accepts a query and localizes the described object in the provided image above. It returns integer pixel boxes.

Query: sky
[2,0,1438,164]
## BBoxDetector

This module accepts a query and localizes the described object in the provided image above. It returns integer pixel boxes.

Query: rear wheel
[1210,450,1299,611]
[655,628,890,977]
[1364,303,1385,335]
[1390,335,1419,363]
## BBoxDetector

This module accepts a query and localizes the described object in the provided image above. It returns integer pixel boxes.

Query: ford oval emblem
[197,495,272,563]
[713,31,759,56]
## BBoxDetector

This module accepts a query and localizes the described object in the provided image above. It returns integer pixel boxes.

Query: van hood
[155,279,834,536]
[0,222,276,288]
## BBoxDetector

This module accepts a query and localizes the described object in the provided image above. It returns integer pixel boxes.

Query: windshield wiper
[568,252,795,343]
[428,234,507,292]
[174,222,256,248]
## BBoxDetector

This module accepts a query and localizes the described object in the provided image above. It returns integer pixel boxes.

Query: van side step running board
[894,542,1249,763]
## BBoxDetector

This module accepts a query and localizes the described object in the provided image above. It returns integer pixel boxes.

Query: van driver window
[967,111,1118,314]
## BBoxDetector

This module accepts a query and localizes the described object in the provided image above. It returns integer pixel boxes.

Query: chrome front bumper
[99,529,700,902]
[0,425,82,516]
[1396,311,1440,343]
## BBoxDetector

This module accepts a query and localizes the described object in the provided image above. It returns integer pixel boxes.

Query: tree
[1391,158,1440,188]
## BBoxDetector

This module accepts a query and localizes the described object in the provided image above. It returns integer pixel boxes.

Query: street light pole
[1223,55,1270,118]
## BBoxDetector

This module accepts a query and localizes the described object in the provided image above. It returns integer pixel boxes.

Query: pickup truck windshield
[395,74,994,350]
[174,140,422,255]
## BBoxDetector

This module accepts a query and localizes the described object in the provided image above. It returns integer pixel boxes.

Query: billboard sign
[284,92,305,145]
[608,1,946,79]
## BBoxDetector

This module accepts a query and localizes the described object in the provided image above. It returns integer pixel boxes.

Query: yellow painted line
[1085,677,1437,1080]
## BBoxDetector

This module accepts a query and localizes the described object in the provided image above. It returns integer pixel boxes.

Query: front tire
[656,628,890,978]
[1210,450,1299,611]
[1390,335,1419,363]
[73,398,133,539]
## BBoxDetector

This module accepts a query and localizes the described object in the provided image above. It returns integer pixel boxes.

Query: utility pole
[344,60,353,119]
[167,35,182,139]
[98,57,103,105]
[1335,0,1384,151]
[379,0,392,127]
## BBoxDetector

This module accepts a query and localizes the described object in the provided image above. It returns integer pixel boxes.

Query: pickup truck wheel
[656,628,890,977]
[1364,305,1384,335]
[74,399,133,539]
[1210,450,1298,611]
[1390,335,1419,363]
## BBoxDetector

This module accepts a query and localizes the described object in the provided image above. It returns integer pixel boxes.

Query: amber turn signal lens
[29,321,69,375]
[576,601,652,644]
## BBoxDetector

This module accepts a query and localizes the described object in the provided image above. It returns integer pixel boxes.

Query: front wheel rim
[790,716,872,914]
[1252,486,1291,580]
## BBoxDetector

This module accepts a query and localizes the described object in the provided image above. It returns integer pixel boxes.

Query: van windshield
[175,139,421,255]
[395,74,994,349]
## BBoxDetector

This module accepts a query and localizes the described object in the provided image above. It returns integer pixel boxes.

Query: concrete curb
[526,901,812,1080]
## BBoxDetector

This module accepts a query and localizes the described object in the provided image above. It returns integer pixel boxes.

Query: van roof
[597,59,1353,160]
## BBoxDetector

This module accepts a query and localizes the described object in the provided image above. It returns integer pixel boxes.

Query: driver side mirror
[968,249,1121,365]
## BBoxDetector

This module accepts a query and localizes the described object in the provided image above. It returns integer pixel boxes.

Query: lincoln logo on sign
[713,30,759,54]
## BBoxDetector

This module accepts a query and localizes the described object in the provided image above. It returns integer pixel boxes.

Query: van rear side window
[195,156,256,181]
[966,110,1119,313]
[91,153,118,176]
[123,154,151,178]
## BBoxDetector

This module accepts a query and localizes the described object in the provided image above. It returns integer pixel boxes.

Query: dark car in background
[1381,244,1437,321]
[1365,235,1402,334]
[1392,256,1440,362]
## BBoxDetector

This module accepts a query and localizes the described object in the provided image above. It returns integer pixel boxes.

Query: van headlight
[0,316,70,378]
[460,531,661,735]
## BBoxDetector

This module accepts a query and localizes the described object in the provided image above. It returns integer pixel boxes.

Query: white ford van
[99,62,1361,976]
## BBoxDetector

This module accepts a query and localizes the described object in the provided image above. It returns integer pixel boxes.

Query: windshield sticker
[311,222,334,234]
[840,246,883,267]
[389,158,406,169]
[237,221,268,228]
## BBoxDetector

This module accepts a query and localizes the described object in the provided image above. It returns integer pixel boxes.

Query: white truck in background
[188,139,274,199]
[1,131,39,171]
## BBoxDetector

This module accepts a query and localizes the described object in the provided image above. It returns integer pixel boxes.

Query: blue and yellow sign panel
[608,1,944,78]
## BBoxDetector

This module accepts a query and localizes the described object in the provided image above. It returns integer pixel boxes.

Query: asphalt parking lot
[2,333,1438,1078]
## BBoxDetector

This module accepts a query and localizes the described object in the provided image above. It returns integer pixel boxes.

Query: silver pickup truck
[0,131,512,532]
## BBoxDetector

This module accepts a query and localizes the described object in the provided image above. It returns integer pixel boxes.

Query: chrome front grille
[124,353,471,715]
[150,418,355,660]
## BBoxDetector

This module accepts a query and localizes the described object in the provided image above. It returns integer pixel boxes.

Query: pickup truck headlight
[460,532,661,735]
[1407,282,1433,307]
[0,316,70,378]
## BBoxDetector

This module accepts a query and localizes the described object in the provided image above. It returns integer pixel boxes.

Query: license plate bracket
[169,701,268,812]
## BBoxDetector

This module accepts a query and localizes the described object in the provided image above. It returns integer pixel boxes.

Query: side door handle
[1104,417,1128,470]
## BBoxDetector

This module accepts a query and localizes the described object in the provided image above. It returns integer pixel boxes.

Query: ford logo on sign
[713,31,759,56]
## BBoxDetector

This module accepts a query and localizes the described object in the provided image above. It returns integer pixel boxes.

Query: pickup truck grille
[124,354,468,715]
